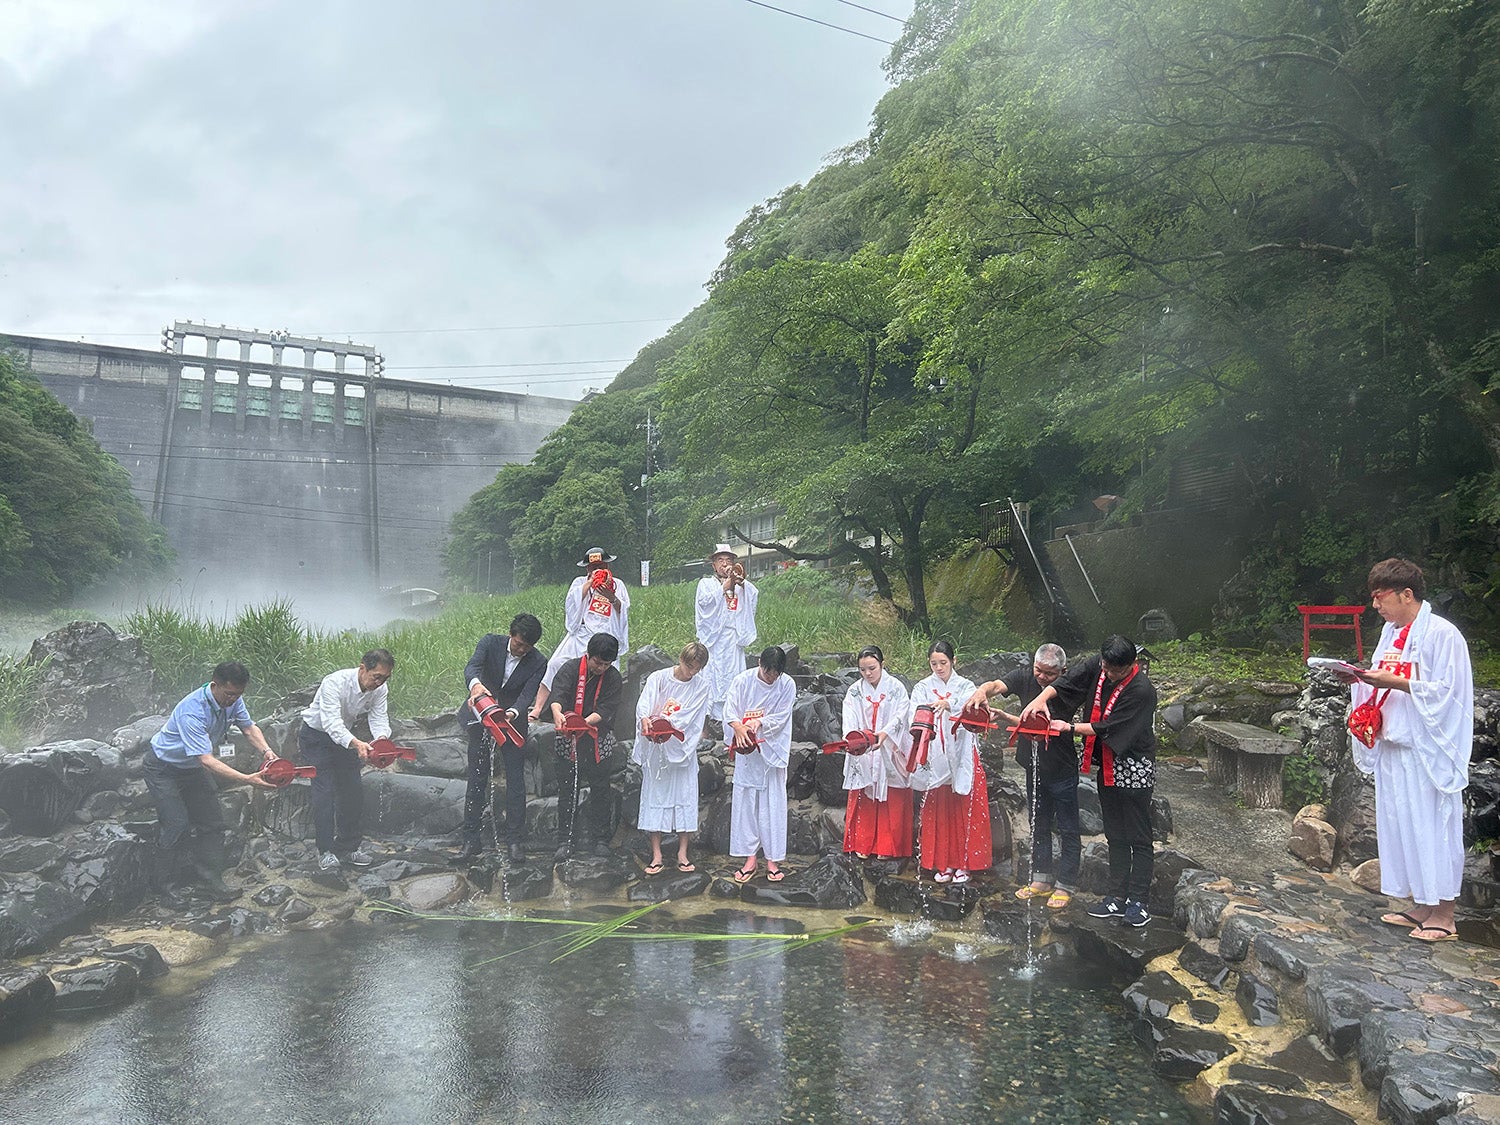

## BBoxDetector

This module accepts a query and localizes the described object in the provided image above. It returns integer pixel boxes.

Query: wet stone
[1178,940,1231,988]
[1252,931,1323,980]
[1213,1084,1355,1125]
[99,943,168,981]
[1218,911,1277,961]
[397,873,469,912]
[814,750,846,806]
[1124,970,1193,1022]
[708,876,741,898]
[50,960,138,1012]
[1151,1023,1235,1081]
[0,839,66,875]
[1307,969,1410,1058]
[862,857,909,881]
[1235,970,1280,1026]
[873,877,922,915]
[493,864,553,902]
[1053,912,1187,982]
[627,870,710,903]
[556,854,630,894]
[309,868,349,892]
[1175,885,1230,938]
[0,964,55,1032]
[251,884,294,908]
[920,884,980,922]
[1187,998,1220,1023]
[740,855,867,909]
[1224,1063,1306,1092]
[355,875,391,897]
[1380,1053,1500,1125]
[1148,849,1199,913]
[278,898,315,924]
[1268,1035,1351,1086]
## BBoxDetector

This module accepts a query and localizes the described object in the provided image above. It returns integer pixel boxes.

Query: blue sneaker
[1123,900,1151,928]
[1087,896,1124,920]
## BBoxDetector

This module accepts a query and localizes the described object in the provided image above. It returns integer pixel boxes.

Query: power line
[736,0,895,44]
[830,0,907,24]
[11,317,676,339]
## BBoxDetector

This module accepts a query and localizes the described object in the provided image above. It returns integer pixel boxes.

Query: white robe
[1349,600,1473,904]
[725,667,796,861]
[695,575,759,720]
[632,666,712,833]
[841,671,912,801]
[543,574,631,689]
[907,672,978,796]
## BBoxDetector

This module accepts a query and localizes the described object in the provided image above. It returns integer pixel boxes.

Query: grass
[0,654,46,747]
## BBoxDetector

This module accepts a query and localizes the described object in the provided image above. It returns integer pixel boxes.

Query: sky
[0,0,911,401]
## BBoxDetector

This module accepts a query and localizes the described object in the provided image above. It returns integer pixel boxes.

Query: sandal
[1046,889,1072,910]
[643,860,664,875]
[766,869,785,882]
[732,867,755,884]
[1015,883,1053,901]
[933,870,953,884]
[1409,925,1458,943]
[677,861,696,873]
[952,870,970,885]
[1380,910,1424,928]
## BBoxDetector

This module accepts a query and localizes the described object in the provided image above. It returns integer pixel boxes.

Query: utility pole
[637,408,659,585]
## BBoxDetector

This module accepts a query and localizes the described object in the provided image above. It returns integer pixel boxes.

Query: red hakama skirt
[919,759,992,873]
[843,787,914,857]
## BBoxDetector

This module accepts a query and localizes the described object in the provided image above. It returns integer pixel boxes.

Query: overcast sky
[0,0,910,400]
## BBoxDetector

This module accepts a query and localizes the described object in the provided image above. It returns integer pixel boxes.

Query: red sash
[1079,663,1138,786]
[574,654,588,716]
[1348,621,1412,748]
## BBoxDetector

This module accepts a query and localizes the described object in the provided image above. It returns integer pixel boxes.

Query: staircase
[985,498,1086,648]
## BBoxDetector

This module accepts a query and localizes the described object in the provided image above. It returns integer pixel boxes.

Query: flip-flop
[1409,925,1458,943]
[766,869,785,882]
[732,867,755,884]
[1046,889,1072,910]
[643,861,664,875]
[677,861,696,872]
[1015,883,1052,901]
[1380,910,1423,928]
[933,871,952,883]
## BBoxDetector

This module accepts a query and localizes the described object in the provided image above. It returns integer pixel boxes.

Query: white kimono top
[724,667,796,791]
[907,671,978,795]
[841,670,912,800]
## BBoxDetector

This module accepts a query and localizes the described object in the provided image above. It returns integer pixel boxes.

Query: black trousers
[1098,785,1154,903]
[556,733,616,848]
[143,751,226,850]
[462,724,529,845]
[298,726,364,854]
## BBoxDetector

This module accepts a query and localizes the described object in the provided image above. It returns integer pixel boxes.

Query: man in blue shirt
[145,661,277,906]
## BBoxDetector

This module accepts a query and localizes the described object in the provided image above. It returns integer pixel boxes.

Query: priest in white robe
[532,545,630,719]
[633,642,712,874]
[1346,558,1472,943]
[695,544,760,722]
[726,646,797,882]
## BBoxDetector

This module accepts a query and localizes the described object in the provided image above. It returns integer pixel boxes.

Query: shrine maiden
[841,645,913,860]
[633,642,712,874]
[727,647,797,882]
[1349,558,1472,943]
[909,641,991,883]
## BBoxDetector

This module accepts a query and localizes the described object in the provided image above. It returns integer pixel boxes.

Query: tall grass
[0,655,46,747]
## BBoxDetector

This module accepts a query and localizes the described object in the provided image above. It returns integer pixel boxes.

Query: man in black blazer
[455,613,546,863]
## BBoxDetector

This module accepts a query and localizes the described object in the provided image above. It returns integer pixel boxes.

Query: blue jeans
[1026,766,1082,890]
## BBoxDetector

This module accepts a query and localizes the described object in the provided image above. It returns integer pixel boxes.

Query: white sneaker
[348,848,374,868]
[318,851,341,871]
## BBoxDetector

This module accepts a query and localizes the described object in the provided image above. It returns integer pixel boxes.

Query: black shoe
[453,838,484,863]
[508,844,525,864]
[1087,896,1124,920]
[1123,900,1151,927]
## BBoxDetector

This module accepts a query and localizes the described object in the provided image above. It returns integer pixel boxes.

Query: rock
[494,863,554,902]
[403,737,469,779]
[556,854,630,893]
[814,751,846,806]
[1187,998,1220,1023]
[1178,941,1231,989]
[107,716,168,762]
[1305,965,1410,1057]
[697,788,733,856]
[362,772,468,835]
[1076,777,1103,836]
[98,943,169,981]
[1379,1053,1500,1125]
[1236,970,1280,1026]
[1267,1035,1350,1085]
[919,884,981,922]
[1123,970,1192,1022]
[396,873,470,912]
[1288,811,1336,871]
[1349,858,1382,894]
[50,959,139,1012]
[1176,885,1230,938]
[1151,794,1173,842]
[1213,1085,1355,1125]
[1051,911,1186,981]
[0,742,124,835]
[816,806,846,852]
[956,653,1028,688]
[616,645,675,740]
[791,694,838,747]
[1218,911,1278,961]
[697,754,725,798]
[787,744,817,800]
[1251,931,1322,981]
[980,900,1048,947]
[0,839,66,874]
[1152,1024,1235,1080]
[1329,769,1378,865]
[873,877,923,915]
[1223,1063,1304,1092]
[278,898,315,924]
[627,870,710,903]
[24,622,157,742]
[738,855,866,909]
[0,963,56,1032]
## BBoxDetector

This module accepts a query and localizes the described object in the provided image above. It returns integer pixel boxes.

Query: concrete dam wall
[2,333,575,594]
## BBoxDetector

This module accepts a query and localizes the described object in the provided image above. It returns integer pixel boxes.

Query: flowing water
[0,910,1203,1124]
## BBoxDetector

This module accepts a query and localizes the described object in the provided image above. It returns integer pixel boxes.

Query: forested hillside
[0,352,171,603]
[449,0,1500,638]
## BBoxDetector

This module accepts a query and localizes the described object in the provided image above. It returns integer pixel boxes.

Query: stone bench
[1193,720,1299,809]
